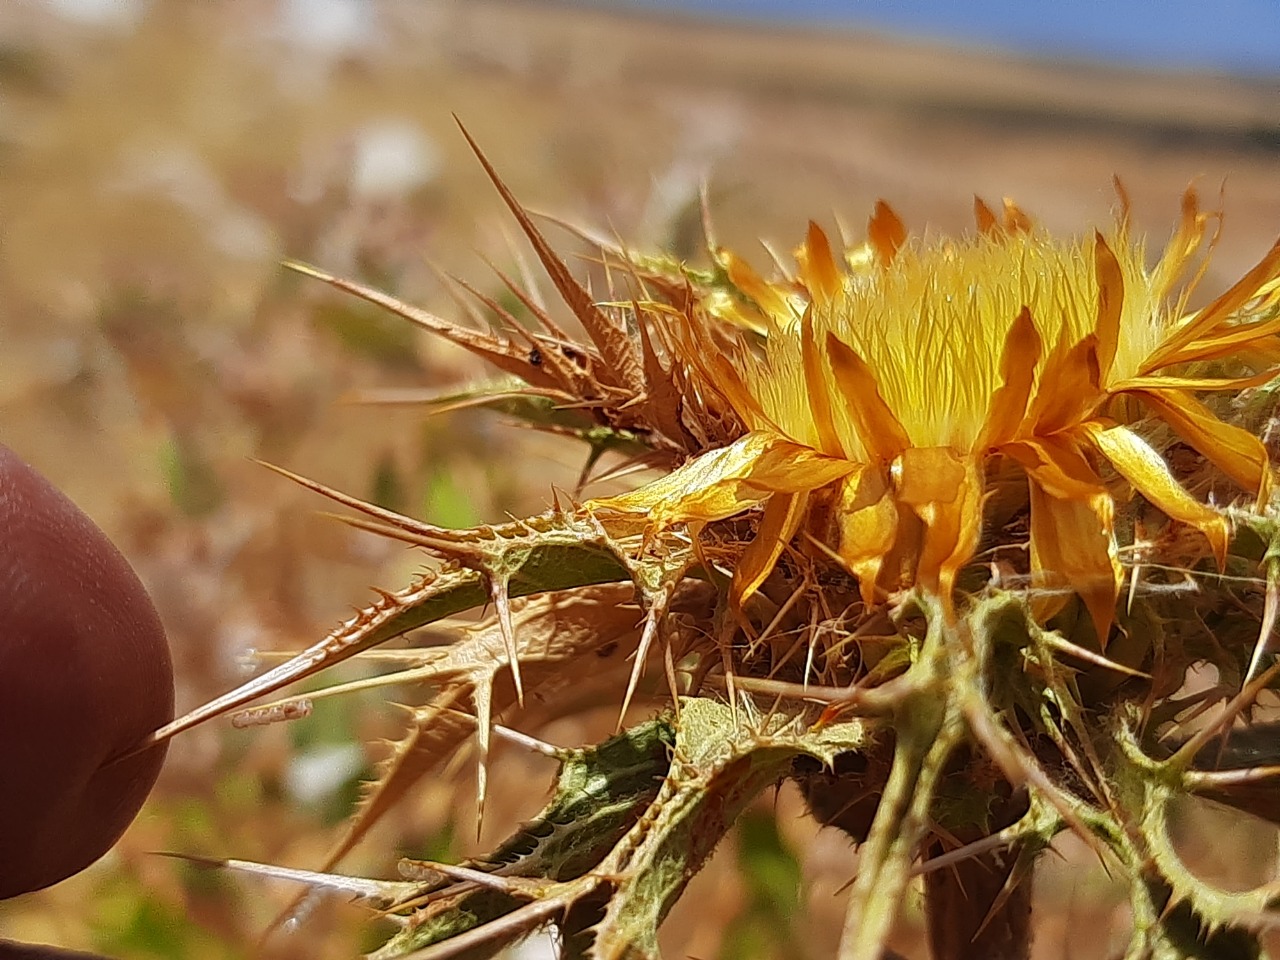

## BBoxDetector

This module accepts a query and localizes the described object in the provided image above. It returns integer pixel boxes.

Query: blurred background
[1,1,1277,957]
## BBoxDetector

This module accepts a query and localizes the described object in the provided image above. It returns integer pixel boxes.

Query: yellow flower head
[591,190,1280,639]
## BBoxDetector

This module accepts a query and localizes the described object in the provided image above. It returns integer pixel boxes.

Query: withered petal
[731,491,809,606]
[1141,236,1280,374]
[1128,387,1273,502]
[1082,422,1229,567]
[1027,480,1121,646]
[588,432,857,528]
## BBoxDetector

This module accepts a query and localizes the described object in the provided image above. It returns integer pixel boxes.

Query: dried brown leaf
[456,120,645,396]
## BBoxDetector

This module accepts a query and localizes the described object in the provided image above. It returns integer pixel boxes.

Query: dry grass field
[1,2,1278,956]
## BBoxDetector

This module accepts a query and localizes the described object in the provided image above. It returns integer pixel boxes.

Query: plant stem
[923,836,1030,960]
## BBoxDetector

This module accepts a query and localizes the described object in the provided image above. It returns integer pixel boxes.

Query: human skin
[0,940,116,959]
[0,444,174,900]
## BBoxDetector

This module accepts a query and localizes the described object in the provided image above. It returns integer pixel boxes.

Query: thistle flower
[591,190,1280,638]
[153,140,1280,960]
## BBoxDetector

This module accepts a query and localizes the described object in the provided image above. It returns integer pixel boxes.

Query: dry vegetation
[2,2,1279,957]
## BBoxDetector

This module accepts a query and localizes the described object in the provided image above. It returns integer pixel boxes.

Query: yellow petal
[1093,232,1124,381]
[1002,197,1033,233]
[1240,337,1280,369]
[731,491,808,607]
[911,456,985,606]
[824,333,912,462]
[796,221,842,303]
[973,196,999,235]
[1128,387,1273,502]
[1024,332,1103,435]
[1148,186,1208,302]
[665,311,747,411]
[1027,479,1121,646]
[1107,367,1280,394]
[1146,311,1280,369]
[833,466,901,605]
[1112,176,1133,237]
[690,345,784,434]
[977,307,1042,449]
[702,288,771,336]
[1000,435,1108,502]
[800,307,846,458]
[1082,422,1228,567]
[893,446,968,507]
[1141,236,1280,374]
[867,201,907,265]
[588,432,857,527]
[718,247,795,320]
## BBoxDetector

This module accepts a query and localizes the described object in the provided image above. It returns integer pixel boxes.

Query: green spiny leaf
[373,720,676,960]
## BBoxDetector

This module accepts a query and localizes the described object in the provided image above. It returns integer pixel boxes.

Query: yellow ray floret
[587,189,1280,642]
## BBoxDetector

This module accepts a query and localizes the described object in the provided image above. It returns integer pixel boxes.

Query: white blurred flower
[350,119,442,199]
[284,742,365,805]
[41,0,145,28]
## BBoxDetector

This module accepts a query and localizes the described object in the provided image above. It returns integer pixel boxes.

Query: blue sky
[613,0,1280,75]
